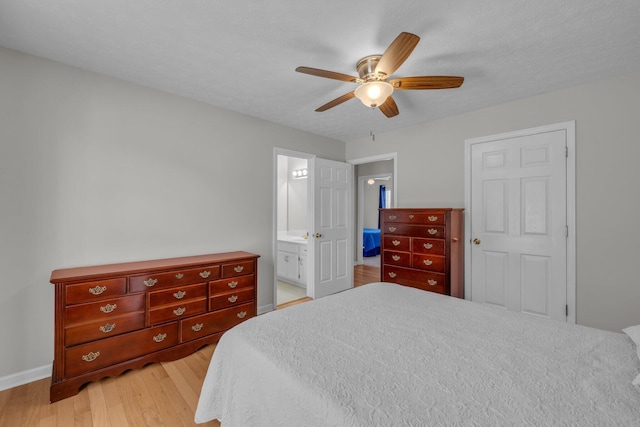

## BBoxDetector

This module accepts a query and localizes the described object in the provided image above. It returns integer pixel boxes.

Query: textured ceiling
[1,0,639,142]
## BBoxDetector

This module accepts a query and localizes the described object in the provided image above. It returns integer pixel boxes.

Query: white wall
[0,47,345,380]
[347,69,640,333]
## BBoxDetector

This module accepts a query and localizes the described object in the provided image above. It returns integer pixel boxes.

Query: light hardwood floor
[0,264,380,426]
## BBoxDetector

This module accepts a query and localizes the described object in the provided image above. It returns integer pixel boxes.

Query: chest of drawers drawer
[65,294,145,325]
[65,323,178,377]
[382,224,445,238]
[210,274,254,294]
[65,312,145,347]
[383,236,410,251]
[412,254,446,273]
[147,298,208,326]
[383,250,411,267]
[221,260,255,278]
[412,238,445,255]
[209,287,254,311]
[181,302,255,343]
[65,278,127,304]
[148,283,207,307]
[382,265,446,295]
[130,266,220,293]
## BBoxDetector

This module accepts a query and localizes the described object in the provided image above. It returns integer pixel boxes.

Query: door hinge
[565,225,569,238]
[565,146,569,158]
[565,304,569,317]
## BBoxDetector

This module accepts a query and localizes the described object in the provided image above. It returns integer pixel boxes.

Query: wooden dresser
[49,251,259,402]
[380,208,463,298]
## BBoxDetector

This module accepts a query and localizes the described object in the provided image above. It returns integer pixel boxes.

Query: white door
[307,158,353,299]
[467,123,573,322]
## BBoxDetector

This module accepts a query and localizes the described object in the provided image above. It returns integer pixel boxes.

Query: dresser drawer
[130,266,220,293]
[65,294,145,325]
[412,254,446,273]
[412,238,445,255]
[65,323,178,377]
[383,250,411,267]
[65,312,145,347]
[66,278,127,305]
[382,223,445,238]
[382,211,447,225]
[210,275,255,294]
[147,298,207,326]
[181,303,255,343]
[382,265,446,294]
[148,283,207,308]
[221,260,254,278]
[209,288,254,311]
[383,236,410,252]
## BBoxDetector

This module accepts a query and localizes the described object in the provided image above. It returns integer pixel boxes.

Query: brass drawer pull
[173,307,186,316]
[175,273,184,279]
[99,323,116,333]
[234,265,244,273]
[88,285,106,295]
[388,272,397,278]
[392,255,400,261]
[388,226,397,232]
[228,281,238,289]
[428,215,438,222]
[228,295,238,303]
[409,214,414,219]
[173,290,186,299]
[427,279,438,286]
[199,270,211,279]
[423,243,433,249]
[388,215,397,220]
[428,228,437,235]
[423,259,433,266]
[100,303,117,313]
[153,333,167,343]
[237,311,247,319]
[144,278,158,287]
[392,240,401,246]
[191,323,203,332]
[82,351,100,362]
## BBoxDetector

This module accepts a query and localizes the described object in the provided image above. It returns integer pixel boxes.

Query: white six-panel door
[307,158,353,299]
[468,126,569,321]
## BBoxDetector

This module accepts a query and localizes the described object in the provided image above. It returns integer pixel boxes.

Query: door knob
[473,238,481,245]
[314,233,322,238]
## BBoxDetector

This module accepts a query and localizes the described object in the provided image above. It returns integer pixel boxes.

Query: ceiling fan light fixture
[354,81,394,108]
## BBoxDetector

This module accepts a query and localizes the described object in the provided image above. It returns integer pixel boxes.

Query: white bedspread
[195,282,640,426]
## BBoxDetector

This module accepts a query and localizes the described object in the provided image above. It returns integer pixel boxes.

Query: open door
[306,158,353,299]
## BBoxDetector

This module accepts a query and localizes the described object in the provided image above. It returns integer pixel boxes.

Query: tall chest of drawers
[380,208,464,298]
[50,251,259,402]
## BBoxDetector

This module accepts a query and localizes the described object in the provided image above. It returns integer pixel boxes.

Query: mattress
[195,282,640,426]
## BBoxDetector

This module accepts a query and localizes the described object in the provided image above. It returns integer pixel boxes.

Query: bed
[362,227,380,257]
[195,282,640,426]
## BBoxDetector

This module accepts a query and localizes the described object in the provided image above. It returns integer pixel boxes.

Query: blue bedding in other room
[363,228,381,257]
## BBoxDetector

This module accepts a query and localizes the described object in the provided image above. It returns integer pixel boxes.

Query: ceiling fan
[295,32,464,118]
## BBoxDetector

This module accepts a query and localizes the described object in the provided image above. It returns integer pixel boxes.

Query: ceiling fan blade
[374,32,420,77]
[389,76,464,90]
[315,91,356,112]
[296,66,360,83]
[378,96,399,118]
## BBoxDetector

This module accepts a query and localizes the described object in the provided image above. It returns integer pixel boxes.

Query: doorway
[465,121,576,322]
[349,153,397,283]
[274,149,354,308]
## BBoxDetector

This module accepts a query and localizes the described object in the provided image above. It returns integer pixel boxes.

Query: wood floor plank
[87,381,111,427]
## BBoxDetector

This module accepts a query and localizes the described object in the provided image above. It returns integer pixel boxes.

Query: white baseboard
[258,303,274,315]
[0,364,52,392]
